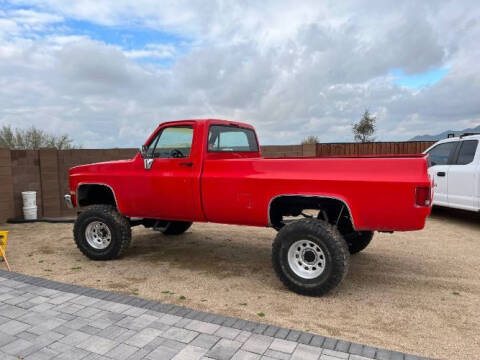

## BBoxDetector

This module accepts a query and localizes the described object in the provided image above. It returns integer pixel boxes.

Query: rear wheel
[272,218,349,296]
[344,231,374,254]
[160,221,192,235]
[74,205,131,260]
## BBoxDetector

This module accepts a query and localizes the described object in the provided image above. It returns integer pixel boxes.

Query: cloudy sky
[0,0,479,147]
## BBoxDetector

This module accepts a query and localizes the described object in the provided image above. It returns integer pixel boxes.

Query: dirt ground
[1,207,479,359]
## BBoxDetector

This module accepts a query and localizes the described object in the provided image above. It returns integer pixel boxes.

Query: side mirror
[144,158,154,170]
[141,145,154,170]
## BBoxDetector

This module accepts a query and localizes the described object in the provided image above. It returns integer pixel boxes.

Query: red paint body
[69,119,432,231]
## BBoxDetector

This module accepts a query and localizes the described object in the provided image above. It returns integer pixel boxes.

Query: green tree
[352,109,376,142]
[0,125,79,149]
[301,135,319,145]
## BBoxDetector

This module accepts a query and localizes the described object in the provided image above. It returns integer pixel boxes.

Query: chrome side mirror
[144,158,154,170]
[141,144,154,169]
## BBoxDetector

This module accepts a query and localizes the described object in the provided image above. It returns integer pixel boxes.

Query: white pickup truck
[424,134,480,211]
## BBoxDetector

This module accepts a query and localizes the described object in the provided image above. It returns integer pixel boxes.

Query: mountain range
[409,125,480,141]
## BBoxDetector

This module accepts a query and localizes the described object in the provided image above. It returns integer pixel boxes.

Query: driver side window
[147,126,193,158]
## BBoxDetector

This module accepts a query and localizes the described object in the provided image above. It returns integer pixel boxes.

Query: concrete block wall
[0,149,14,224]
[0,148,139,223]
[10,150,43,219]
[39,149,62,218]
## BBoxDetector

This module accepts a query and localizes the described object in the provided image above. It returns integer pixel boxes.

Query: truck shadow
[429,206,480,229]
[127,229,275,282]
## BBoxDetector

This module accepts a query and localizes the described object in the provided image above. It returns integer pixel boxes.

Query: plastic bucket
[23,206,37,220]
[22,191,36,207]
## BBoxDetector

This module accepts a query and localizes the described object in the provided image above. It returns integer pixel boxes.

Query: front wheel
[272,219,349,296]
[74,205,131,260]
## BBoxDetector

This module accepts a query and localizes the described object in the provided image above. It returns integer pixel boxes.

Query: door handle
[179,162,193,167]
[437,171,446,177]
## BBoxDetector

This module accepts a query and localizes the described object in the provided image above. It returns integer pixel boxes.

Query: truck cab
[424,134,480,211]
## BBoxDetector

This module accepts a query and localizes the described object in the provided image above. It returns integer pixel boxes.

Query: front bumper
[64,194,73,209]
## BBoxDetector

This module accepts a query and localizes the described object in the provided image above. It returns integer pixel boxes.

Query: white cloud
[0,0,479,147]
[124,43,177,60]
[0,7,63,38]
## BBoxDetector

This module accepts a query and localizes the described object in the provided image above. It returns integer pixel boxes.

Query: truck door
[135,123,202,220]
[447,140,479,211]
[426,141,458,206]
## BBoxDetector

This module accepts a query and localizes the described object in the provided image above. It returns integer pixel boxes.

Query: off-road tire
[74,205,131,260]
[344,231,374,254]
[161,221,192,235]
[272,218,349,296]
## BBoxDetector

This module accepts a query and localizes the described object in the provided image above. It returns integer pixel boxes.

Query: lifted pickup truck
[66,119,432,296]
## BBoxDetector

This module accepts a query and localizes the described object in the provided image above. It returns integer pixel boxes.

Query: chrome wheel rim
[85,221,111,250]
[287,240,326,279]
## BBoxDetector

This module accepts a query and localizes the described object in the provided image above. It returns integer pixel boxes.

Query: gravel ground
[1,207,479,359]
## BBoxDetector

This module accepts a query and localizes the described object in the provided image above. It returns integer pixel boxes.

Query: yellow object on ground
[0,231,11,271]
[0,231,7,256]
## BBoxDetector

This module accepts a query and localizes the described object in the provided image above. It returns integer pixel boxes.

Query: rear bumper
[64,194,73,209]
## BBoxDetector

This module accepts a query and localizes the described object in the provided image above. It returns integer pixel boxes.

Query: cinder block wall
[10,150,43,219]
[1,148,138,223]
[0,149,14,223]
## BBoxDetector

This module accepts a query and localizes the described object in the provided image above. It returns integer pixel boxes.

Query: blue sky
[64,20,191,66]
[390,68,449,89]
[66,20,186,49]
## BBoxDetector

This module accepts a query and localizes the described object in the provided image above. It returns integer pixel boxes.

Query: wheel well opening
[269,195,354,232]
[77,184,116,208]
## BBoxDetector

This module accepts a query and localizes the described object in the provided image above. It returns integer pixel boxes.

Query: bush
[0,125,80,150]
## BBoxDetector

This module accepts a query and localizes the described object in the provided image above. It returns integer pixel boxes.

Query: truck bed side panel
[201,157,431,231]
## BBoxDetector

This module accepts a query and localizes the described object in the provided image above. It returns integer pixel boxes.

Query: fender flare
[267,194,356,229]
[76,182,120,210]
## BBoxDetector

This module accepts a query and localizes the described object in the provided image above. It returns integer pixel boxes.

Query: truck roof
[432,133,480,144]
[159,118,255,129]
[437,133,480,143]
[423,133,480,153]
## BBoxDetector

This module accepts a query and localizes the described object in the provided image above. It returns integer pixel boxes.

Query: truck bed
[200,155,431,230]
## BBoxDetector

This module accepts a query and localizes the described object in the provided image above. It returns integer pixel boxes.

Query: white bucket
[23,206,38,220]
[22,191,37,207]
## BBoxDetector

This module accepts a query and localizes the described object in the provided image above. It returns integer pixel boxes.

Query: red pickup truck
[66,119,432,296]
